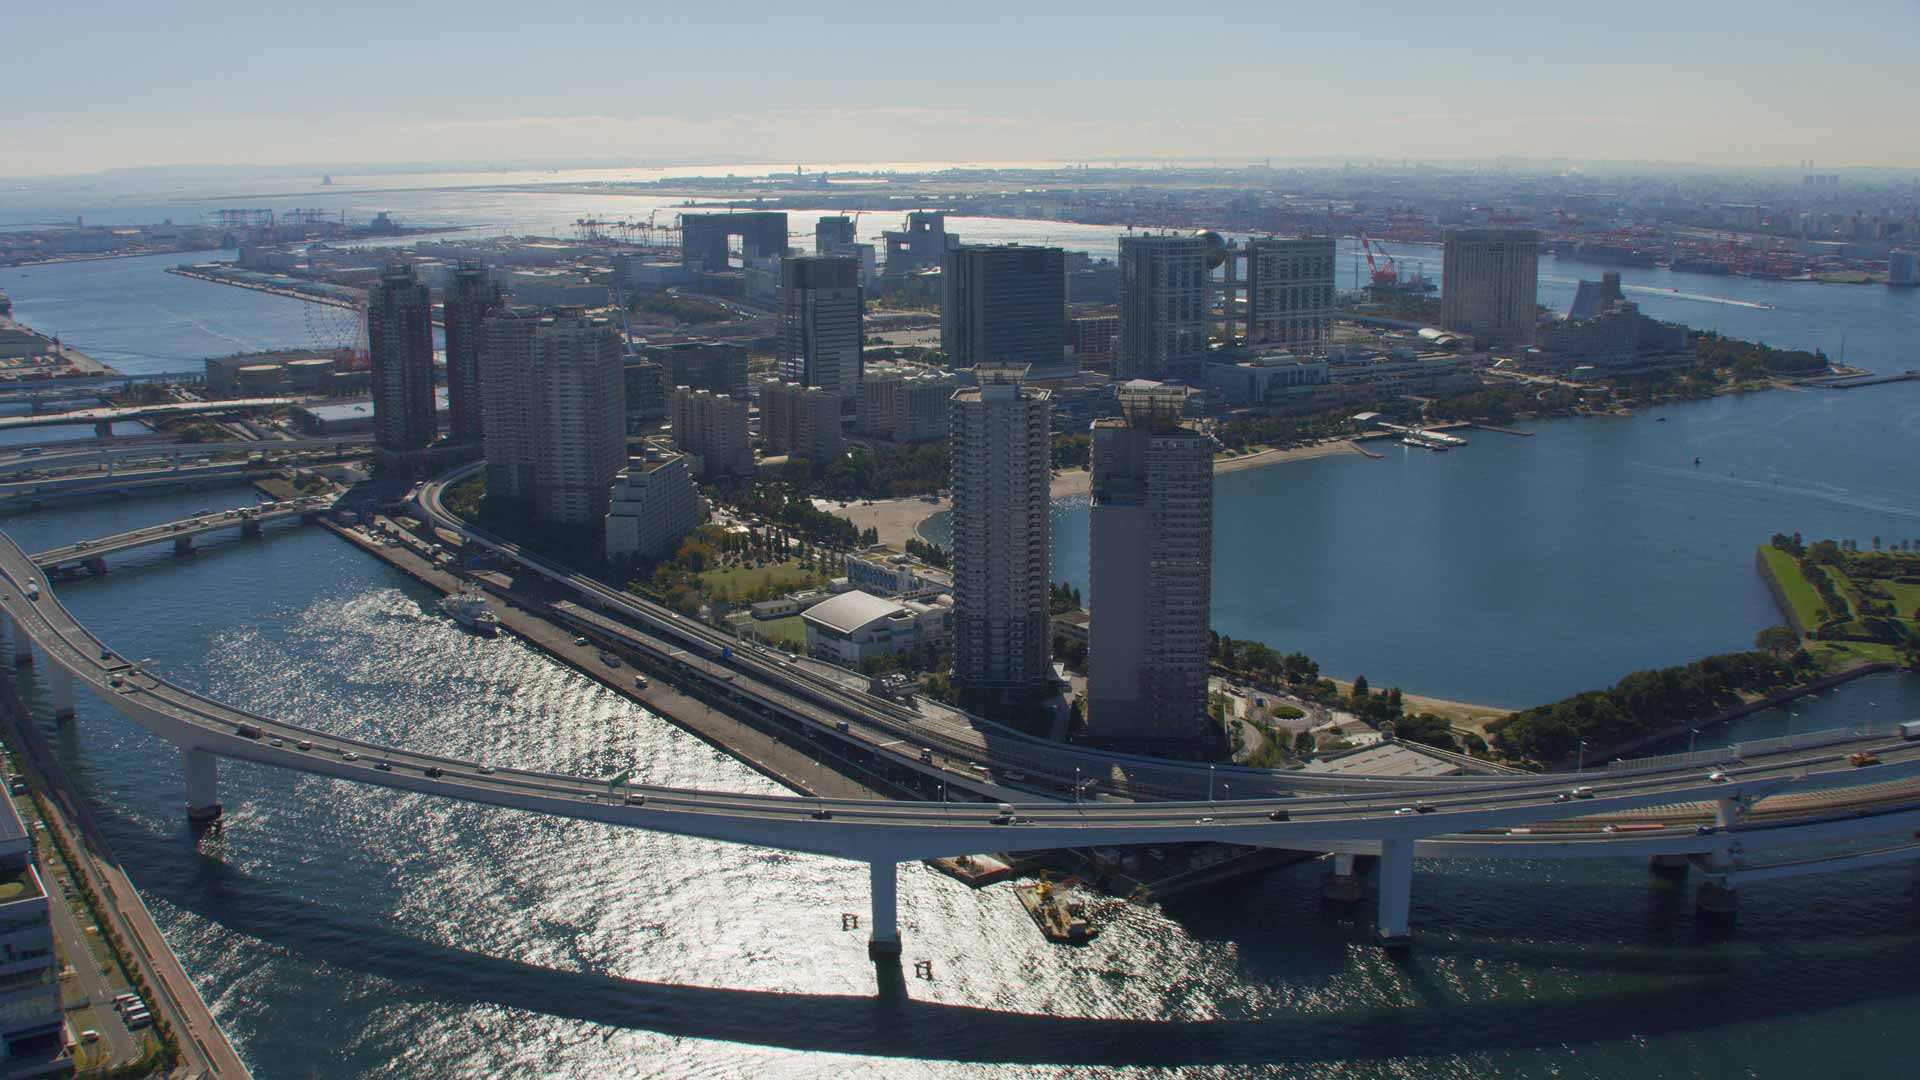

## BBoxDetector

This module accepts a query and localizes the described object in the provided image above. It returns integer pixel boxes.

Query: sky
[6,0,1918,176]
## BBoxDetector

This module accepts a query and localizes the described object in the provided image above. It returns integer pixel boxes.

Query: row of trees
[1209,632,1321,687]
[1487,650,1818,765]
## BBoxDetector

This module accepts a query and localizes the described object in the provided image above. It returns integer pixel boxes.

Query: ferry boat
[439,590,498,636]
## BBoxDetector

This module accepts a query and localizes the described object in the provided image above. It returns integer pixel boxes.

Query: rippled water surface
[4,485,1918,1080]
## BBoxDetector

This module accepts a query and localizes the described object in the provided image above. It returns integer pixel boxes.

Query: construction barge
[1014,875,1099,944]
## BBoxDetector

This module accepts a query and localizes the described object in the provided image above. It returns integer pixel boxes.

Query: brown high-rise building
[1441,229,1540,348]
[366,263,437,453]
[443,262,502,444]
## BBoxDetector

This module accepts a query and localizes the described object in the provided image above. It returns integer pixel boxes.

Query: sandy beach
[829,438,1369,547]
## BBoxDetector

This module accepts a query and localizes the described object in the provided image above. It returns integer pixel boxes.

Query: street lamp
[1073,766,1081,805]
[1577,738,1586,773]
[1689,728,1700,754]
[1209,764,1216,801]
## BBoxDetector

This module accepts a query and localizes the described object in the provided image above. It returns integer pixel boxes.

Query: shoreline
[829,438,1368,548]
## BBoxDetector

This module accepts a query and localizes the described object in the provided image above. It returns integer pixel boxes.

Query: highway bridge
[31,497,331,574]
[0,397,295,435]
[0,435,369,477]
[5,523,1920,960]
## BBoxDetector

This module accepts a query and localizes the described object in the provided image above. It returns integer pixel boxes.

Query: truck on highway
[1902,721,1920,741]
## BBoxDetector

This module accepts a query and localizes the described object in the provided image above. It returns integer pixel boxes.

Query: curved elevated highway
[4,529,1920,960]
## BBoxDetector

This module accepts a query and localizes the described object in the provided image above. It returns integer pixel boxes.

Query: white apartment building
[478,307,626,524]
[1117,234,1210,382]
[758,380,845,464]
[604,447,703,560]
[669,387,753,478]
[948,364,1052,690]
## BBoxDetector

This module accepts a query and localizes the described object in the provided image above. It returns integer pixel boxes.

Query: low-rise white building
[801,589,950,667]
[604,448,703,560]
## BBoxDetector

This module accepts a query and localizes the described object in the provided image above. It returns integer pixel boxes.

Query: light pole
[1689,727,1699,754]
[1577,738,1586,774]
[1208,764,1216,801]
[1073,766,1081,805]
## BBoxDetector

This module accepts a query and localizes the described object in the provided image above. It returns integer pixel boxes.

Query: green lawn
[1809,640,1907,668]
[695,561,825,602]
[1758,546,1824,629]
[746,614,807,649]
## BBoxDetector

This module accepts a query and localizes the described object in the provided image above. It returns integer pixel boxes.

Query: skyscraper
[815,215,857,255]
[949,364,1052,691]
[443,262,502,444]
[778,255,864,401]
[1244,237,1336,350]
[1117,234,1210,383]
[1085,381,1216,757]
[479,307,541,500]
[478,307,627,524]
[939,244,1066,372]
[366,263,436,452]
[1441,228,1540,347]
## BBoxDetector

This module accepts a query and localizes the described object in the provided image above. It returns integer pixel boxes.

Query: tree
[1754,625,1799,658]
[1293,730,1316,756]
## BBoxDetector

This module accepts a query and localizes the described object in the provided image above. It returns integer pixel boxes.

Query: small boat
[1655,416,1666,422]
[439,590,498,636]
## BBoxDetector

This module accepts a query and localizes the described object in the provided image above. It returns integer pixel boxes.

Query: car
[834,721,850,733]
[296,740,312,751]
[374,761,393,771]
[1196,816,1216,824]
[1849,752,1882,768]
[112,994,135,1007]
[269,738,284,747]
[477,765,495,774]
[1268,809,1291,822]
[424,766,444,778]
[625,794,647,806]
[342,751,360,762]
[79,1029,99,1043]
[918,748,934,764]
[1394,807,1417,816]
[1554,792,1572,803]
[98,648,112,661]
[1571,786,1595,800]
[811,808,833,820]
[1414,802,1438,814]
[572,636,590,646]
[632,674,648,690]
[1707,771,1732,783]
[234,723,262,740]
[992,804,1016,825]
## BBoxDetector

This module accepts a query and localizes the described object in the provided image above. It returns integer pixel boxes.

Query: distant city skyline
[7,0,1920,175]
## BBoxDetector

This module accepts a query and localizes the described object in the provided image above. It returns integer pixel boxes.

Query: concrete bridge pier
[93,420,113,439]
[1374,838,1414,951]
[240,520,262,539]
[173,535,195,556]
[1695,796,1742,920]
[3,613,31,667]
[867,860,901,962]
[1649,854,1690,878]
[84,557,107,576]
[1322,851,1363,902]
[181,746,222,826]
[48,664,73,722]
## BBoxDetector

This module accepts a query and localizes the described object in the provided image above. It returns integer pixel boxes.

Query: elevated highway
[4,527,1920,960]
[0,435,369,477]
[31,496,331,573]
[0,397,295,435]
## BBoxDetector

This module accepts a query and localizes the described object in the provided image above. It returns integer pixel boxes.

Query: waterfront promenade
[0,671,251,1079]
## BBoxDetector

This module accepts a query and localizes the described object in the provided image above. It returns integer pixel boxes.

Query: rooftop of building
[801,590,912,635]
[1300,741,1464,779]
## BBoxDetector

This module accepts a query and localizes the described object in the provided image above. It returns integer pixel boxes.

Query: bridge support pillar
[48,664,73,722]
[181,747,221,826]
[93,420,112,439]
[173,535,194,556]
[240,521,262,540]
[5,614,31,668]
[1374,838,1414,951]
[867,860,901,962]
[84,557,108,576]
[1649,854,1690,879]
[1322,851,1362,903]
[1696,879,1738,916]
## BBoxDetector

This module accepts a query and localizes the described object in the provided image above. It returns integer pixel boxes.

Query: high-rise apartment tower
[366,263,437,452]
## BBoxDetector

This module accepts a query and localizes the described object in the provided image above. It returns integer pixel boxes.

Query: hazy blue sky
[7,0,1916,174]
